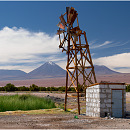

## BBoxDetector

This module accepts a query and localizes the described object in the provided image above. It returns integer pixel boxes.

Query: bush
[4,83,17,91]
[2,84,76,92]
[29,84,39,91]
[68,87,75,92]
[126,85,130,92]
[46,87,51,91]
[58,86,65,92]
[50,87,58,91]
[39,87,46,91]
[17,86,29,91]
[78,84,84,92]
[0,87,5,91]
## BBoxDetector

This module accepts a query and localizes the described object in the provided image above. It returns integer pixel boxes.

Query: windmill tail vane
[57,7,97,115]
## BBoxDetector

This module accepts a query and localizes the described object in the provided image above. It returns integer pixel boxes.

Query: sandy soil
[0,73,129,87]
[0,92,130,129]
[0,113,130,129]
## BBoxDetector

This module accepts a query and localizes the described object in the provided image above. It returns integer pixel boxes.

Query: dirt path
[0,113,130,129]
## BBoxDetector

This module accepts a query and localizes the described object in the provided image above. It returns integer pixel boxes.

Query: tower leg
[75,44,80,115]
[64,71,68,111]
[77,86,80,115]
[75,66,80,115]
[64,24,70,112]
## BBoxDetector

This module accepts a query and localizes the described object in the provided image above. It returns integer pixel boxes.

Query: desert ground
[0,73,130,87]
[0,91,130,129]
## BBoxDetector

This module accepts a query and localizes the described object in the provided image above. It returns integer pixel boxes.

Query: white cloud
[93,53,130,73]
[56,60,66,70]
[0,65,37,73]
[90,40,129,49]
[90,41,113,49]
[115,68,130,73]
[0,26,61,72]
[0,26,59,55]
[0,26,129,73]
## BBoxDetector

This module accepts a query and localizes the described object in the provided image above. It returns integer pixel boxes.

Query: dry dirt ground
[0,73,130,87]
[0,92,130,129]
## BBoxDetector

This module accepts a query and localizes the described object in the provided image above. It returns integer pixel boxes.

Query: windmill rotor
[57,7,82,51]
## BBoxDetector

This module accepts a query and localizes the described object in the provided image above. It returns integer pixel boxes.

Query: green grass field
[0,94,56,112]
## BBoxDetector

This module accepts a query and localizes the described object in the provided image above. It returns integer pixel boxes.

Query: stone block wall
[86,85,100,117]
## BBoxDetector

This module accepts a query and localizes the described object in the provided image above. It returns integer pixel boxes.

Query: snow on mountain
[27,61,66,79]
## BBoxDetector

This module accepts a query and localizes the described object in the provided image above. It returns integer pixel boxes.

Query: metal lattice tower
[57,7,97,114]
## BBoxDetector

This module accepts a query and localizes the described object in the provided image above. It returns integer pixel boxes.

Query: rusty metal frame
[57,7,97,115]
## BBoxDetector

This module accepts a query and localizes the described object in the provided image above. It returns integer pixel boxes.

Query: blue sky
[0,1,129,73]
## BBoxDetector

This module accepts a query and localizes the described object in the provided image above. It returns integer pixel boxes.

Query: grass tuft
[0,94,56,112]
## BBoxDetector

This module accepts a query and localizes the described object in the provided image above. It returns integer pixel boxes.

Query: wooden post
[75,43,80,115]
[64,25,71,111]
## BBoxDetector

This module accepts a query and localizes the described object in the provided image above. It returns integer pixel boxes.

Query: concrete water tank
[86,83,126,118]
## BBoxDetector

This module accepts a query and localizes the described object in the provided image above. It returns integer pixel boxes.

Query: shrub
[68,87,75,92]
[0,87,5,91]
[4,83,17,91]
[29,84,39,91]
[39,87,46,91]
[78,84,84,92]
[17,86,29,91]
[126,85,130,92]
[2,84,77,92]
[46,87,51,91]
[58,86,65,92]
[50,87,58,91]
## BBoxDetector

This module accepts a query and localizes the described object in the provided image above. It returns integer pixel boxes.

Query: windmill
[57,7,97,114]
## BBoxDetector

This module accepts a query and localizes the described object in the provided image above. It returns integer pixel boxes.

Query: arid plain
[0,73,129,87]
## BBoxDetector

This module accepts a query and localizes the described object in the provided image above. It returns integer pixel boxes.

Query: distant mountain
[0,70,26,80]
[27,61,66,79]
[0,62,121,81]
[94,65,119,75]
[27,63,119,79]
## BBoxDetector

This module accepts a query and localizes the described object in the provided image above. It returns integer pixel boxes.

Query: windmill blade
[67,7,78,25]
[57,29,65,35]
[70,10,78,25]
[57,22,65,30]
[66,7,70,23]
[59,14,66,27]
[67,7,74,24]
